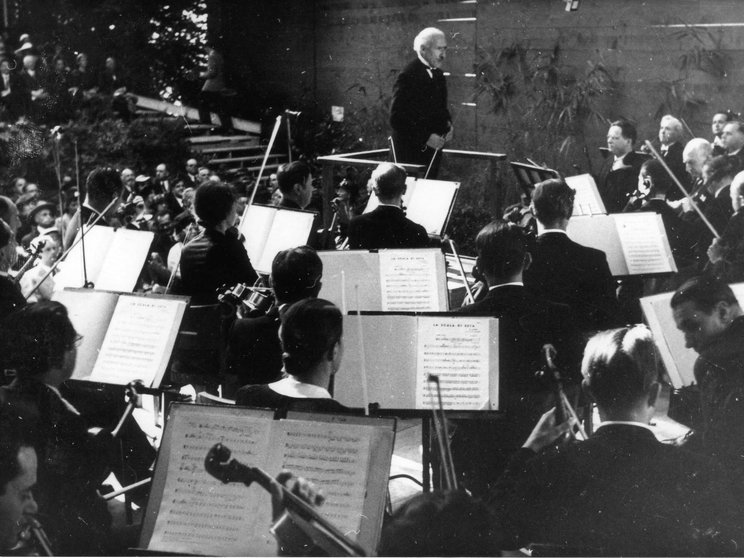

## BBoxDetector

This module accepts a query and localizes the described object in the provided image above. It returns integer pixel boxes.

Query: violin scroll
[204,443,260,487]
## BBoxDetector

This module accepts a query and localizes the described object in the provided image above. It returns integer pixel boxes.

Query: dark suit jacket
[0,275,26,321]
[390,58,450,165]
[224,306,283,386]
[524,231,618,331]
[235,384,350,417]
[491,424,744,556]
[348,205,429,250]
[660,141,689,201]
[595,151,646,213]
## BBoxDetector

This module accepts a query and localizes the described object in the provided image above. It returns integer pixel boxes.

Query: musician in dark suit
[655,114,689,200]
[595,120,646,212]
[347,163,429,250]
[524,178,618,332]
[452,220,581,495]
[681,137,712,193]
[721,120,744,172]
[62,167,124,249]
[235,298,350,416]
[225,246,323,391]
[491,325,744,556]
[390,27,451,178]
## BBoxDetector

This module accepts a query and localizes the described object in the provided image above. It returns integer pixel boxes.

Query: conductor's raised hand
[426,133,446,150]
[522,407,571,453]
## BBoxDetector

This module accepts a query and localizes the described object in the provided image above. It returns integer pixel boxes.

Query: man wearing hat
[21,200,58,248]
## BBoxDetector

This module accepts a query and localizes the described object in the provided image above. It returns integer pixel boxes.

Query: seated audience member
[0,219,24,320]
[492,325,744,556]
[179,181,257,305]
[20,201,57,248]
[654,114,689,200]
[0,411,40,554]
[0,302,113,555]
[707,171,744,282]
[63,167,124,248]
[379,490,503,557]
[711,110,734,156]
[236,298,350,415]
[183,158,199,187]
[453,219,581,494]
[524,179,618,331]
[19,234,58,302]
[225,246,322,391]
[595,120,646,212]
[721,119,744,172]
[671,276,744,489]
[347,162,429,249]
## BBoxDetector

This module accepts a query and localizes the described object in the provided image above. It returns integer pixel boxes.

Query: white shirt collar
[538,228,567,237]
[268,376,331,399]
[596,420,653,432]
[377,202,403,209]
[488,281,523,290]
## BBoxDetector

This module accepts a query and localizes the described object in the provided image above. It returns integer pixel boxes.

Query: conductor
[390,27,452,178]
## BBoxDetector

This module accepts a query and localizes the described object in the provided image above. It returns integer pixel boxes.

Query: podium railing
[317,148,507,229]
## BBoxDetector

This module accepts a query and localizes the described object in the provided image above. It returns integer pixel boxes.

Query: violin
[204,443,366,557]
[218,277,276,317]
[13,239,46,286]
[18,516,54,556]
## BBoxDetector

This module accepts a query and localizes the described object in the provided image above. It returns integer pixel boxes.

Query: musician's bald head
[475,219,529,285]
[581,325,660,419]
[682,138,712,181]
[372,163,407,203]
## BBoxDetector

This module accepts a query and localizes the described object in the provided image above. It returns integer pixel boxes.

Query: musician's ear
[329,340,342,374]
[372,185,381,197]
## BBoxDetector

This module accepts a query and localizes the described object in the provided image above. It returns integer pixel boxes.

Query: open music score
[565,174,606,216]
[140,404,393,556]
[319,248,449,312]
[55,226,154,292]
[52,288,187,387]
[641,283,744,388]
[364,177,459,237]
[567,212,677,276]
[336,314,499,411]
[239,204,316,274]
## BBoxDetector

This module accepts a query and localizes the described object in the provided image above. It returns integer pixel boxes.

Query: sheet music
[54,225,114,290]
[148,410,275,556]
[615,213,675,275]
[95,228,154,291]
[241,204,275,267]
[270,420,373,543]
[257,209,316,273]
[379,250,442,311]
[52,289,119,380]
[405,178,459,236]
[90,296,185,386]
[415,317,491,410]
[565,174,606,216]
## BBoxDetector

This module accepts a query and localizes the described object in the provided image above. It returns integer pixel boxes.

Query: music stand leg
[421,418,431,492]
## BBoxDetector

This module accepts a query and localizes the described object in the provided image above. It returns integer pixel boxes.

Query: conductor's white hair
[660,114,683,133]
[413,27,445,53]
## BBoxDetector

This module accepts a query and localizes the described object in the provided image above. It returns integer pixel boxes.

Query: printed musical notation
[415,317,490,410]
[615,213,674,275]
[379,250,440,311]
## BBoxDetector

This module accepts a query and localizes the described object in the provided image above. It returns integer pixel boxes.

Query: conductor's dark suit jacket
[595,151,647,213]
[524,231,618,331]
[491,424,744,556]
[390,58,450,166]
[347,205,429,250]
[451,284,582,494]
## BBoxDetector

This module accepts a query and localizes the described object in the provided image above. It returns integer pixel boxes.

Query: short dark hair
[671,275,739,313]
[610,119,637,145]
[475,220,527,279]
[532,178,575,223]
[379,490,502,556]
[194,182,235,228]
[640,159,675,195]
[280,298,342,378]
[714,110,736,122]
[0,411,32,495]
[86,167,122,200]
[372,163,407,200]
[277,161,311,196]
[271,246,322,304]
[581,325,659,412]
[705,155,739,184]
[1,301,79,379]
